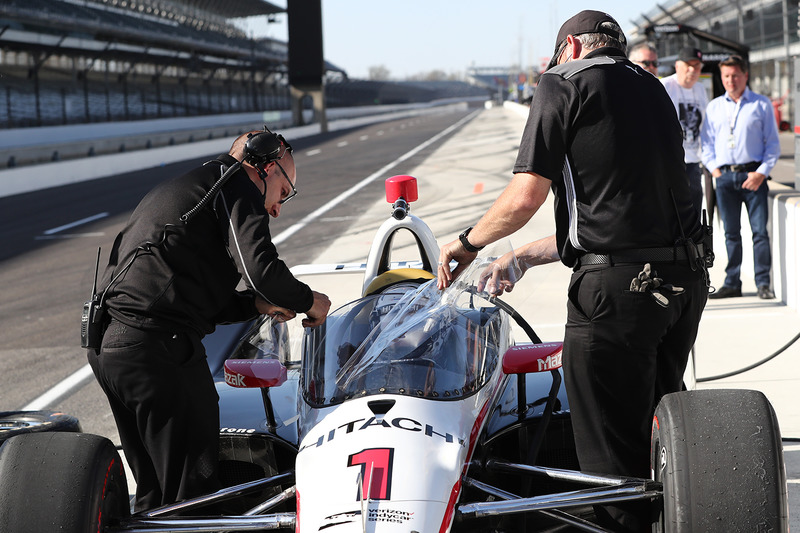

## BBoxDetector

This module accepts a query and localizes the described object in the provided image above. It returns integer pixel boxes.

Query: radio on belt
[385,175,418,220]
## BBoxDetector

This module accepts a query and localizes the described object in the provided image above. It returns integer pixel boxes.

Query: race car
[0,175,788,533]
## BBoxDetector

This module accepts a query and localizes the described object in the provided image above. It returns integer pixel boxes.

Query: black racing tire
[0,410,82,443]
[651,389,788,532]
[0,432,130,533]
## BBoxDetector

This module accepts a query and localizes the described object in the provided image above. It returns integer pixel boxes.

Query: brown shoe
[709,286,742,299]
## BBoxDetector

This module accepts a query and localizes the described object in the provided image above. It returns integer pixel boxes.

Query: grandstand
[0,0,490,132]
[0,0,292,128]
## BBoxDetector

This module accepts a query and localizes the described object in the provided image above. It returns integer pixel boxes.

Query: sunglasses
[638,60,659,68]
[274,160,297,204]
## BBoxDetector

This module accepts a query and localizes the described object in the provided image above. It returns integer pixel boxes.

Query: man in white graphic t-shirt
[662,46,707,217]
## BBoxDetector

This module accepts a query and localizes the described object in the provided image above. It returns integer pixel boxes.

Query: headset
[181,126,292,223]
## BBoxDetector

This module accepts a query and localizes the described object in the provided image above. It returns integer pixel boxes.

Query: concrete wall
[0,101,471,198]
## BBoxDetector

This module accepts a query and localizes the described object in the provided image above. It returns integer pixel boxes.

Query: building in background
[627,0,799,126]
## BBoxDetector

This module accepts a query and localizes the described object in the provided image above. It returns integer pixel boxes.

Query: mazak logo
[225,372,245,387]
[537,351,562,371]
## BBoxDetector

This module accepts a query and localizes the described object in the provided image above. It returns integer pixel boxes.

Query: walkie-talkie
[80,247,106,350]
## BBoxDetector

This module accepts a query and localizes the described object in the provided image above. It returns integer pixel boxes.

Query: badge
[727,134,736,149]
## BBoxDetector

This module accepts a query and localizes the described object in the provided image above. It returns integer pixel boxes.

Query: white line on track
[337,141,349,147]
[22,365,95,410]
[273,110,480,246]
[44,212,109,235]
[306,149,321,156]
[22,111,480,411]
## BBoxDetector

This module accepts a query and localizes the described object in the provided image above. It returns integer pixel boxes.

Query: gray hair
[627,42,657,58]
[576,22,627,54]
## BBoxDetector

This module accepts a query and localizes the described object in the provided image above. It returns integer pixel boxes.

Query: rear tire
[0,432,130,533]
[651,389,788,532]
[0,410,81,444]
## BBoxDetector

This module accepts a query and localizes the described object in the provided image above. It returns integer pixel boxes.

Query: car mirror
[502,342,563,374]
[224,359,287,388]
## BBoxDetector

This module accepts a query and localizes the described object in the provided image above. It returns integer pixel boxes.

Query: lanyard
[728,98,743,136]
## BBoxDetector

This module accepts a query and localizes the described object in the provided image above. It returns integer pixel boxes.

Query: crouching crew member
[87,129,330,512]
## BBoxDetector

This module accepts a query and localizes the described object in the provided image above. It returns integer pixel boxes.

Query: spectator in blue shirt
[700,55,780,300]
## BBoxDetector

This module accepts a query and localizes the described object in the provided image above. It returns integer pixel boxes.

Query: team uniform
[513,47,708,531]
[89,153,312,511]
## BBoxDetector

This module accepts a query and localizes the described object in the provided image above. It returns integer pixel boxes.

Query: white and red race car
[0,176,788,533]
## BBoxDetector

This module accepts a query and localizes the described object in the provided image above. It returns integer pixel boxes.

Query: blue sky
[237,1,654,79]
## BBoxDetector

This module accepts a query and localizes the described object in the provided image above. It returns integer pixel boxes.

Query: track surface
[0,107,474,440]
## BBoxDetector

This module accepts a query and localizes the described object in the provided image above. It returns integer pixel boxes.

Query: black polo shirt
[513,48,700,268]
[101,154,313,336]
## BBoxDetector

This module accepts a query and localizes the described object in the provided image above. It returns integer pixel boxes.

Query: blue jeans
[714,171,771,289]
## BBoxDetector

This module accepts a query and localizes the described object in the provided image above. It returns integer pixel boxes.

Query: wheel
[651,389,788,532]
[0,410,82,443]
[0,432,130,533]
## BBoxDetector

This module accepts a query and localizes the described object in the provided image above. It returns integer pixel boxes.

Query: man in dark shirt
[88,129,330,512]
[438,10,708,531]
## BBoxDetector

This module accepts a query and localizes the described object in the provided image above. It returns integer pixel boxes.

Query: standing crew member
[88,129,331,512]
[701,54,780,300]
[661,46,708,217]
[438,10,708,532]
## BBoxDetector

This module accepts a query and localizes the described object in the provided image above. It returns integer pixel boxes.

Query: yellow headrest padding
[363,268,435,296]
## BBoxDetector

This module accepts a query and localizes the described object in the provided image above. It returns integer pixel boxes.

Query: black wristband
[459,227,484,253]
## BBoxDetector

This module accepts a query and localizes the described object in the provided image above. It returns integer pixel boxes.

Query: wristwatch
[459,227,484,253]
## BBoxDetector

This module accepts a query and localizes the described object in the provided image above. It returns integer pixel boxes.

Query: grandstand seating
[0,0,492,133]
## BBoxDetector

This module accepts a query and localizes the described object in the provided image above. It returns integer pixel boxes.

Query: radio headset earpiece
[181,126,291,223]
[244,129,283,167]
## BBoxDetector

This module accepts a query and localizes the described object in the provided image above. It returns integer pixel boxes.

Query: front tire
[0,432,130,533]
[0,410,81,444]
[651,389,788,532]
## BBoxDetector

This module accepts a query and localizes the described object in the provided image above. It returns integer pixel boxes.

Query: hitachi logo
[299,416,464,452]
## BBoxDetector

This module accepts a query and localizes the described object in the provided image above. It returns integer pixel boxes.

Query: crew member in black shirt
[438,10,708,532]
[89,129,330,512]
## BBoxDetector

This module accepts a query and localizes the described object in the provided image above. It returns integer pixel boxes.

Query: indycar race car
[0,175,789,532]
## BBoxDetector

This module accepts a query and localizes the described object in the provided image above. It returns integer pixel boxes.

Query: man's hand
[437,239,477,290]
[254,297,296,322]
[477,251,519,296]
[303,291,331,328]
[743,171,766,191]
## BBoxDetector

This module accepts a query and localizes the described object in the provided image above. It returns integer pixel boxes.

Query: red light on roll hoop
[385,175,418,203]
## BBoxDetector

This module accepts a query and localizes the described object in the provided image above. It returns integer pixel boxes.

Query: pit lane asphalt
[1,102,797,527]
[0,107,477,430]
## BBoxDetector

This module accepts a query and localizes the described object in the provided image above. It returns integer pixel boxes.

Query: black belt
[576,244,703,267]
[719,161,760,173]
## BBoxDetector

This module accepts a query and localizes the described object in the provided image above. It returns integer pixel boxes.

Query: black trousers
[88,318,221,512]
[563,261,707,532]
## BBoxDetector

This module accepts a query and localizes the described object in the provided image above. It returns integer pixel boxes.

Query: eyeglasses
[638,60,659,68]
[274,160,297,204]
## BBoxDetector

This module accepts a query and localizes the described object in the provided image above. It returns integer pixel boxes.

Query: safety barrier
[0,100,475,198]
